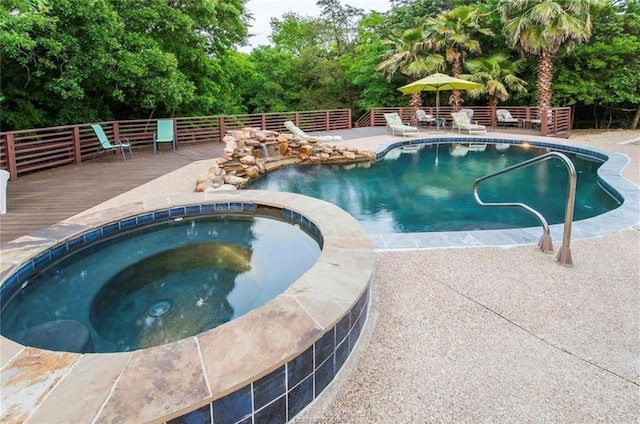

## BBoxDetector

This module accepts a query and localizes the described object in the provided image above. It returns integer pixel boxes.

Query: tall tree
[422,5,494,108]
[462,53,528,107]
[553,0,640,128]
[376,27,444,120]
[317,0,364,55]
[497,0,605,109]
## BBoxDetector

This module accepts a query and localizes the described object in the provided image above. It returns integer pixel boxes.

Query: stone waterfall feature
[195,127,376,192]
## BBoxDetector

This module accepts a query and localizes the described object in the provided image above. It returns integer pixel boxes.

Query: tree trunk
[410,92,422,125]
[631,104,640,130]
[449,56,463,108]
[536,50,554,109]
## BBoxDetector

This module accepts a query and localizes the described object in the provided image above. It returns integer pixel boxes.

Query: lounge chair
[283,120,343,143]
[383,113,420,137]
[415,109,435,127]
[450,112,487,134]
[531,109,553,128]
[460,109,474,119]
[496,109,519,127]
[153,119,177,153]
[91,124,133,161]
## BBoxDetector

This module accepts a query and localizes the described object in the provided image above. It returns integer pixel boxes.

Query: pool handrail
[472,151,577,266]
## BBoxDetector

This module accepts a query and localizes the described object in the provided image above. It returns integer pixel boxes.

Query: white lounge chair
[460,109,474,119]
[496,109,519,127]
[450,112,487,134]
[383,113,420,137]
[415,109,435,127]
[284,120,343,143]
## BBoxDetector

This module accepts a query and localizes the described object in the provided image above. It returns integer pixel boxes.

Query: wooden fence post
[112,122,119,140]
[218,117,226,142]
[540,108,548,136]
[72,126,82,164]
[5,133,17,180]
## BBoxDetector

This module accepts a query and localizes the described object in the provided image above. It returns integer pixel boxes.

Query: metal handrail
[472,151,577,266]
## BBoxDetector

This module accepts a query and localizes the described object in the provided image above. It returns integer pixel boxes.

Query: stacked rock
[195,127,375,192]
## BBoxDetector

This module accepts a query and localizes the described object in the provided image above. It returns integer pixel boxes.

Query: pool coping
[366,137,640,251]
[0,191,374,424]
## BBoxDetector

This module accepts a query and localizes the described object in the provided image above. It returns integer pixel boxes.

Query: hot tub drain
[146,299,173,317]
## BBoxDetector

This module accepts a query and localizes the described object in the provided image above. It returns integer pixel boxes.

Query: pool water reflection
[247,143,619,233]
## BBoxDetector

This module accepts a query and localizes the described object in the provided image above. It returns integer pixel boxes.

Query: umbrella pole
[436,90,440,130]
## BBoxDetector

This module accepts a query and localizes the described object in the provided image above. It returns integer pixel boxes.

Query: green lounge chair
[153,119,177,153]
[91,124,133,161]
[383,112,420,137]
[450,112,487,134]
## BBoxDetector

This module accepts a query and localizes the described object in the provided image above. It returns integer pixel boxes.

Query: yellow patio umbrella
[399,73,480,122]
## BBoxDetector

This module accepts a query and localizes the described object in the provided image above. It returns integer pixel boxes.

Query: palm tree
[422,5,494,108]
[462,53,528,107]
[497,0,605,109]
[376,27,444,122]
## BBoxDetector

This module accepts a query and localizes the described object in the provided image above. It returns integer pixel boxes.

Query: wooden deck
[0,143,224,247]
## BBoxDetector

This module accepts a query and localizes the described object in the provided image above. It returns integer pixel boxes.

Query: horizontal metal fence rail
[355,106,572,138]
[0,109,352,179]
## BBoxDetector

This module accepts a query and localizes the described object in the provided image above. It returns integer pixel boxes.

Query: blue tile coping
[0,191,374,424]
[371,137,640,251]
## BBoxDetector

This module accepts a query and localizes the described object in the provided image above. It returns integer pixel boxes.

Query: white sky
[243,0,391,50]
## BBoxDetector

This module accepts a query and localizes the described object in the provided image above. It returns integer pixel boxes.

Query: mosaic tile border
[169,286,370,424]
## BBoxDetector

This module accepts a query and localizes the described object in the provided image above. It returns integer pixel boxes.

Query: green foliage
[346,13,405,113]
[0,0,249,130]
[553,0,640,126]
[245,46,304,113]
[2,0,638,131]
[462,53,528,106]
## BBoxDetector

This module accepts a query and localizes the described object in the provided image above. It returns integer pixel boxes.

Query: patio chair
[383,113,420,137]
[460,108,474,119]
[415,109,435,127]
[450,112,487,134]
[530,109,553,128]
[91,124,133,161]
[283,120,343,143]
[496,109,519,127]
[153,119,177,153]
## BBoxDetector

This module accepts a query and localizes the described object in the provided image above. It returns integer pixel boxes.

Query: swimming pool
[247,141,620,233]
[1,214,321,353]
[244,137,639,251]
[0,192,373,423]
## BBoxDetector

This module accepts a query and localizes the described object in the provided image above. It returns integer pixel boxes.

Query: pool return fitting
[473,151,577,267]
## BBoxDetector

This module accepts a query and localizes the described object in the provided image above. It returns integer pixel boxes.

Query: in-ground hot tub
[0,191,373,423]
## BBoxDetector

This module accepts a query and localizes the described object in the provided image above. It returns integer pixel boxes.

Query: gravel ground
[298,129,640,424]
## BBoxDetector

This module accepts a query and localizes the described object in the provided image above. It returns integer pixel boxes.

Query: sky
[243,0,392,50]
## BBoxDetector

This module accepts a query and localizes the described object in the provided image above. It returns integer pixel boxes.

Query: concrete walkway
[301,129,640,423]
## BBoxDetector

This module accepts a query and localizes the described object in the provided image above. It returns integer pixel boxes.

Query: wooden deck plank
[1,143,224,247]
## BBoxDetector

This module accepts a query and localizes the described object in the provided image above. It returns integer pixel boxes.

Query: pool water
[0,215,321,353]
[247,143,620,233]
